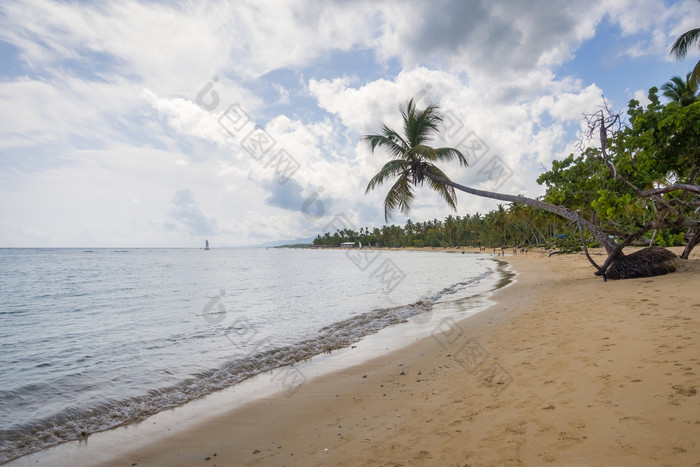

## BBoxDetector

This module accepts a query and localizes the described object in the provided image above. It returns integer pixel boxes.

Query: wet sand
[12,248,700,466]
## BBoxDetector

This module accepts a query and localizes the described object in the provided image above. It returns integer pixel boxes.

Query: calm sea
[0,247,504,463]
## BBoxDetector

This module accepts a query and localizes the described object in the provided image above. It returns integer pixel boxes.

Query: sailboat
[204,239,210,250]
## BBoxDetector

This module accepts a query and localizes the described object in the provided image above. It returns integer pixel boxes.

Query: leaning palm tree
[364,99,615,253]
[670,19,700,87]
[661,73,697,106]
[363,98,468,221]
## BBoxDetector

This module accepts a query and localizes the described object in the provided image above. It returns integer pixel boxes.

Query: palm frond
[401,98,443,147]
[661,76,684,101]
[362,133,406,159]
[661,73,698,104]
[434,147,468,167]
[380,123,409,150]
[423,164,458,211]
[671,28,700,59]
[365,159,410,193]
[413,106,443,145]
[383,175,414,221]
[406,144,437,161]
[691,61,700,92]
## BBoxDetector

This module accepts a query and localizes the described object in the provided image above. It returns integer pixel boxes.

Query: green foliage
[537,149,610,211]
[537,87,699,247]
[660,73,697,106]
[552,234,583,254]
[653,230,685,247]
[364,98,468,220]
[621,89,700,188]
[590,190,635,220]
[312,204,568,249]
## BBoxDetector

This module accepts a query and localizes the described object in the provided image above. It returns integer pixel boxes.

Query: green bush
[553,235,582,253]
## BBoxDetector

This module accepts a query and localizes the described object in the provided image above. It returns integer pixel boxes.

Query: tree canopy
[538,87,699,262]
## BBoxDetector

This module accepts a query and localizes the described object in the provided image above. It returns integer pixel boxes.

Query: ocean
[0,247,507,463]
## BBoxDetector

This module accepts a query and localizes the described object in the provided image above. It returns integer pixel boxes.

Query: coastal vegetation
[314,77,700,279]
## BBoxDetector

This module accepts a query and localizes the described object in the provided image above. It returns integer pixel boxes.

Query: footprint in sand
[671,385,697,397]
[413,450,432,460]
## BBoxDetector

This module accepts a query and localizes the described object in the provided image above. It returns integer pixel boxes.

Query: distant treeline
[313,205,569,249]
[312,201,687,250]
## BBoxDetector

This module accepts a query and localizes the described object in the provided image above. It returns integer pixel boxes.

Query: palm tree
[364,98,616,255]
[661,73,697,106]
[363,98,469,221]
[670,22,700,88]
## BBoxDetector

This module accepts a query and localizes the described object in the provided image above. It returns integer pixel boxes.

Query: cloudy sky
[1,0,698,247]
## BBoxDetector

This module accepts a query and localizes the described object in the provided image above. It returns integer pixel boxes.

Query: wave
[0,268,497,464]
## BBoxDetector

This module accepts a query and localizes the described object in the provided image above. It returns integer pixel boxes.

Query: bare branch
[638,183,700,197]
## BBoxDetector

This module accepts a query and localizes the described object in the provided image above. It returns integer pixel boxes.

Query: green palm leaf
[661,73,697,106]
[434,147,469,166]
[401,99,443,147]
[671,28,700,59]
[362,133,406,159]
[383,176,414,220]
[424,164,458,210]
[670,25,700,89]
[365,159,410,193]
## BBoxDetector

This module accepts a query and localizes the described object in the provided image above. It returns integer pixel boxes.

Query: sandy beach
[13,248,700,466]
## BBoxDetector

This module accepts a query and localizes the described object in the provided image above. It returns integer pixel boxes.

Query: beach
[13,248,700,466]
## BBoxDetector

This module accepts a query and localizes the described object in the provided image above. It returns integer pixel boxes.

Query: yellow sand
[14,248,700,466]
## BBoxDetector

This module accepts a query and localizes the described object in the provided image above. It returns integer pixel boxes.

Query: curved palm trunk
[522,216,548,246]
[423,172,617,254]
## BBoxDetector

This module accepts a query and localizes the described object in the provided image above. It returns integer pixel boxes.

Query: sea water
[0,247,504,463]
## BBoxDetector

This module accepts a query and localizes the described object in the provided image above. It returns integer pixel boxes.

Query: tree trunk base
[681,230,699,260]
[605,247,679,280]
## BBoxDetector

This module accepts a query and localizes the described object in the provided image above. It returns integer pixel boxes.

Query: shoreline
[6,249,505,466]
[10,248,700,465]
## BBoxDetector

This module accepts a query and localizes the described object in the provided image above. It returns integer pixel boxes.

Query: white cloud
[0,0,694,246]
[546,84,605,122]
[307,64,607,223]
[0,0,233,91]
[633,89,652,107]
[168,188,219,236]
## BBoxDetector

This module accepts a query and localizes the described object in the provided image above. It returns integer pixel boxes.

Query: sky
[1,0,698,247]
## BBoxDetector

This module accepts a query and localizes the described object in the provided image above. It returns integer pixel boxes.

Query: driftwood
[605,247,679,280]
